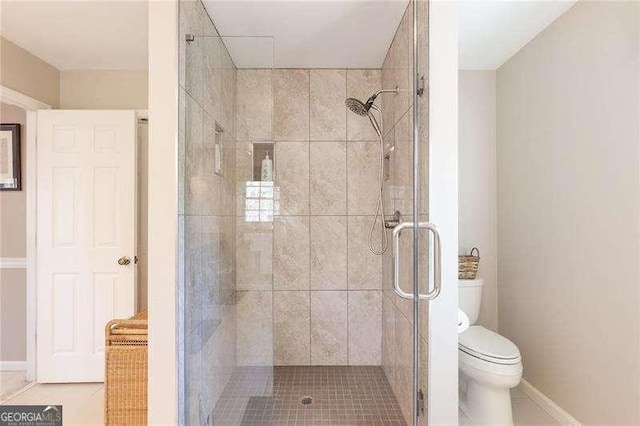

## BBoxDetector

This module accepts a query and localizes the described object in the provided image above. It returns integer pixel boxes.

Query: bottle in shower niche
[261,151,273,181]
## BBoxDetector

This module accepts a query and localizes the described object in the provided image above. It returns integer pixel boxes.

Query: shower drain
[301,396,313,406]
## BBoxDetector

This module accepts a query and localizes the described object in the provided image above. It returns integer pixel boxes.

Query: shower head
[345,87,399,117]
[345,98,371,116]
[345,96,384,138]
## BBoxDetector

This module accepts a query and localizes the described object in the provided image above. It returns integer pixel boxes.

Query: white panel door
[37,110,136,383]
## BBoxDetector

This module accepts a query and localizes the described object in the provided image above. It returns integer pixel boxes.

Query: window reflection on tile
[259,210,273,222]
[246,199,260,210]
[245,181,277,222]
[246,185,260,198]
[261,185,274,198]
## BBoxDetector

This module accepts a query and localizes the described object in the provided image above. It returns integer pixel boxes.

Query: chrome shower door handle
[392,221,443,301]
[417,222,442,301]
[392,222,415,300]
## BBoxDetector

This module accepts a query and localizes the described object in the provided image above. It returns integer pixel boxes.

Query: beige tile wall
[235,68,386,367]
[310,291,348,365]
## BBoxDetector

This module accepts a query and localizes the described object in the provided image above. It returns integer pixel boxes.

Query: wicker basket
[105,310,148,426]
[459,247,480,279]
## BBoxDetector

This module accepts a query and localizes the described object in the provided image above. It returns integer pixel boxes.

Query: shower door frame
[397,0,460,424]
[424,1,459,425]
[383,0,459,424]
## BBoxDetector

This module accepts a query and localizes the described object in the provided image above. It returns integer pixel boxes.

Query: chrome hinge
[417,389,425,417]
[417,75,425,97]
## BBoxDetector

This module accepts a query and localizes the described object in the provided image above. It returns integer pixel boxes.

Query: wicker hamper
[459,247,480,279]
[105,310,148,425]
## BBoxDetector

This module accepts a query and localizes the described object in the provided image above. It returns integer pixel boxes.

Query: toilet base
[459,375,514,425]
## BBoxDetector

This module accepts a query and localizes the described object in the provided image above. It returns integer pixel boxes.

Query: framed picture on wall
[0,124,21,190]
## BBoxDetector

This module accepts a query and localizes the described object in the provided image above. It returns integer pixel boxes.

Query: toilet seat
[459,326,521,365]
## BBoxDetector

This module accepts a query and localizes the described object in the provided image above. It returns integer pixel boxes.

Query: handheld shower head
[345,98,370,116]
[344,87,398,256]
[345,87,398,117]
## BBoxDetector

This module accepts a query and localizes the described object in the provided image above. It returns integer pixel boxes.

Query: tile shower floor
[214,366,407,425]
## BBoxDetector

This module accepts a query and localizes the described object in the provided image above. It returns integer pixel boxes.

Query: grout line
[271,69,276,369]
[308,69,312,367]
[344,69,350,366]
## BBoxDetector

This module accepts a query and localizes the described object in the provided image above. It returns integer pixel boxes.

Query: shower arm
[371,87,400,99]
[364,86,400,111]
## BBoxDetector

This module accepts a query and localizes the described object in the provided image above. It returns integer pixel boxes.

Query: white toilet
[458,279,522,425]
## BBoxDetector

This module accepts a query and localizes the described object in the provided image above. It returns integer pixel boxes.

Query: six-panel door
[36,110,136,382]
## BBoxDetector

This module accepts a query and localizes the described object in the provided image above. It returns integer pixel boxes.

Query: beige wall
[60,70,148,110]
[0,37,60,107]
[0,269,26,362]
[1,42,56,361]
[0,103,26,258]
[497,1,639,424]
[458,71,498,331]
[0,102,27,362]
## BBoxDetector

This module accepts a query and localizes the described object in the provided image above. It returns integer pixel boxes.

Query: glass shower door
[178,29,275,425]
[223,35,277,425]
[381,0,453,425]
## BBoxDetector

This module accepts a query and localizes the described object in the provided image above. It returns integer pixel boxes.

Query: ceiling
[0,1,148,70]
[458,0,577,70]
[0,1,576,72]
[203,0,409,69]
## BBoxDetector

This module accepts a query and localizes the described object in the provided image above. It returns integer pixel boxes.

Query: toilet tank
[458,278,483,325]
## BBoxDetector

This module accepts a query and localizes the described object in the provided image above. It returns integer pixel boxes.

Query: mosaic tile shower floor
[213,366,407,425]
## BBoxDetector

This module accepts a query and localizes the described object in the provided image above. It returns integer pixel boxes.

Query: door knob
[118,256,131,266]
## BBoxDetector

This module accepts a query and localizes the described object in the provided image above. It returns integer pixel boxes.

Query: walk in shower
[177,1,434,424]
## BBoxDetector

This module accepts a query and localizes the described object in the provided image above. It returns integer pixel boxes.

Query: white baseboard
[519,379,581,425]
[0,361,27,371]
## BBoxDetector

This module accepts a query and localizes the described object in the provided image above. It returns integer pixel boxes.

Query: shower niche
[243,142,276,222]
[251,142,274,182]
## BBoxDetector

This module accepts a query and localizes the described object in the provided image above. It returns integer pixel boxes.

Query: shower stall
[176,0,457,424]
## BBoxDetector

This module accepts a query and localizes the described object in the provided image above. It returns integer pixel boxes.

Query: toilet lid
[459,326,521,364]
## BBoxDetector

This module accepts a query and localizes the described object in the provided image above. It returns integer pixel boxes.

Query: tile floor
[1,377,559,426]
[0,371,29,402]
[214,366,406,425]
